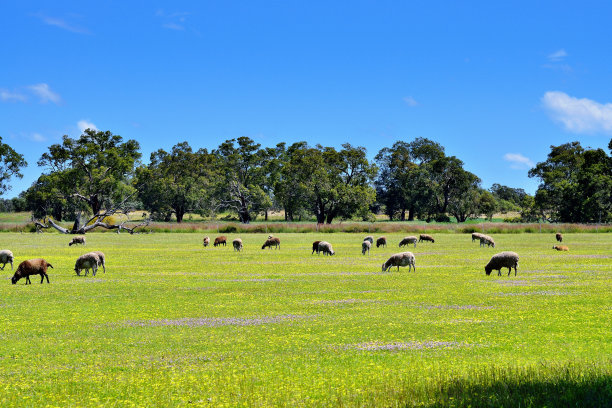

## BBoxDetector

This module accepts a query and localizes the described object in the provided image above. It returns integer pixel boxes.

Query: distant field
[0,233,610,406]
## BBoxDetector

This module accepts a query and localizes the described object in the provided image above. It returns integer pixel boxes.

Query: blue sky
[2,1,612,198]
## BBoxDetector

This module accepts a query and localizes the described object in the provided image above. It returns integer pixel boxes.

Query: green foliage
[0,232,610,406]
[0,136,27,195]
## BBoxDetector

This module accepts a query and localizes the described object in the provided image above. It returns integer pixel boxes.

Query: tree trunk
[265,209,268,221]
[176,210,185,223]
[400,208,406,221]
[91,195,101,216]
[408,207,415,221]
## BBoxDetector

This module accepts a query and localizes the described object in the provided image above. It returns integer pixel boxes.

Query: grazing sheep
[318,241,335,256]
[262,237,280,250]
[382,252,416,272]
[363,236,374,244]
[90,251,106,273]
[418,234,435,243]
[553,245,569,251]
[471,232,484,243]
[233,238,243,252]
[479,235,495,248]
[376,236,387,248]
[485,251,519,276]
[68,236,86,246]
[312,240,321,254]
[362,240,371,255]
[214,236,227,247]
[399,236,418,248]
[556,233,563,243]
[74,253,100,277]
[0,249,14,270]
[203,236,210,247]
[11,259,53,284]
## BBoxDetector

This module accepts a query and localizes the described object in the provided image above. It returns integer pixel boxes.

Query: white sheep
[399,236,418,248]
[69,236,86,246]
[485,251,519,276]
[382,252,416,272]
[471,232,484,243]
[363,236,374,244]
[0,249,14,270]
[317,241,335,256]
[362,240,371,255]
[479,235,495,248]
[74,252,100,277]
[233,238,243,252]
[89,251,106,273]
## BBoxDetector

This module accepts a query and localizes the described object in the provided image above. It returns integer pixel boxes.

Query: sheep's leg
[25,276,31,284]
[42,273,49,283]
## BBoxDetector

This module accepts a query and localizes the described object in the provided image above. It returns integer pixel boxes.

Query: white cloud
[30,133,46,142]
[157,10,190,31]
[35,13,90,34]
[27,83,61,104]
[78,120,98,133]
[403,96,418,107]
[547,49,567,62]
[504,153,535,170]
[0,89,27,102]
[542,91,612,134]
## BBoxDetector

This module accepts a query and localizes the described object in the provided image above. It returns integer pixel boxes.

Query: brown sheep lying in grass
[11,259,53,284]
[262,237,280,250]
[214,236,227,247]
[553,245,569,251]
[382,252,416,272]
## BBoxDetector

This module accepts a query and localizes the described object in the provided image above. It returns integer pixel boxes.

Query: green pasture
[0,232,610,407]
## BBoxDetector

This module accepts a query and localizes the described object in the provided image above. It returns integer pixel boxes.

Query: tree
[529,141,612,223]
[213,137,270,223]
[0,136,27,195]
[135,142,218,223]
[33,129,145,233]
[478,190,498,220]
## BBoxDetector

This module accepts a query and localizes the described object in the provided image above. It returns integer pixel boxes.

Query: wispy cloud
[0,89,27,102]
[542,91,612,134]
[78,120,98,133]
[27,83,61,104]
[503,153,534,170]
[35,13,90,34]
[30,133,46,142]
[403,96,418,107]
[547,49,567,62]
[156,9,192,31]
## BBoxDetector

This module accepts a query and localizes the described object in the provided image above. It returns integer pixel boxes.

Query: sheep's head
[485,266,492,275]
[11,273,19,284]
[330,250,335,256]
[382,263,388,272]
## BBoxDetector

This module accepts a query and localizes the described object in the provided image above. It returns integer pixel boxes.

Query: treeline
[2,130,611,225]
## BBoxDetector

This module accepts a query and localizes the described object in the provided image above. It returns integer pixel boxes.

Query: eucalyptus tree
[0,136,27,195]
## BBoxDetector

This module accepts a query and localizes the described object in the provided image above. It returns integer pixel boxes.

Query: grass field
[0,232,610,407]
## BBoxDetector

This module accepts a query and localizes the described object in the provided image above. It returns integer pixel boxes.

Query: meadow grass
[0,232,610,407]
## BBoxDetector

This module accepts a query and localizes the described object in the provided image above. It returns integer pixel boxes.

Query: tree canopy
[0,136,27,195]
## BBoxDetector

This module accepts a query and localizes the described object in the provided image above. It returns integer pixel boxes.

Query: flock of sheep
[3,230,571,285]
[2,236,106,285]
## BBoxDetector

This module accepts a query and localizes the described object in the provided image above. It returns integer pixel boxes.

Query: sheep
[471,232,484,243]
[363,236,374,244]
[376,236,387,248]
[0,249,14,270]
[362,240,371,255]
[317,241,335,256]
[479,235,495,248]
[399,236,418,248]
[203,236,210,247]
[556,233,563,243]
[485,251,519,276]
[262,237,280,250]
[382,252,416,272]
[312,241,321,254]
[233,238,243,252]
[11,259,53,284]
[74,252,100,277]
[214,236,227,247]
[68,236,86,246]
[553,245,569,251]
[89,251,106,273]
[418,234,435,243]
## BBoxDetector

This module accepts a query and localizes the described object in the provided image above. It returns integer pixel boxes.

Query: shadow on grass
[417,362,612,408]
